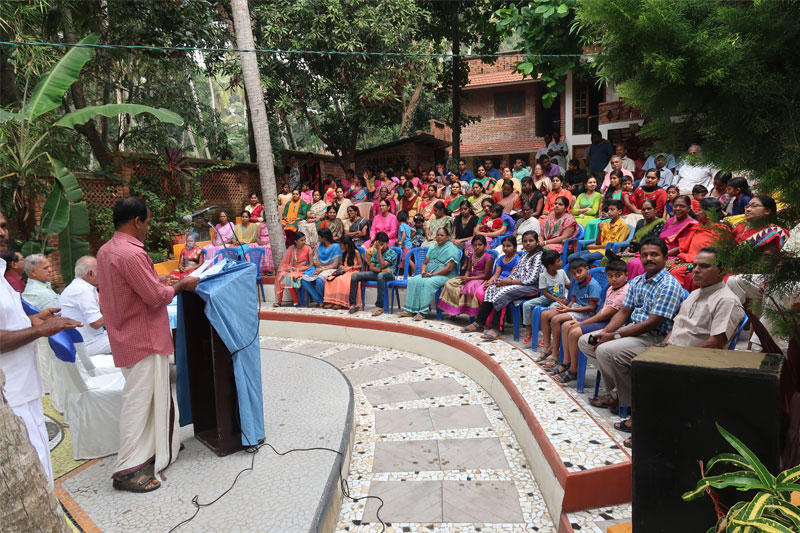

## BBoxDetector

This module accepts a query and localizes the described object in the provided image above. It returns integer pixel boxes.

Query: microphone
[182,206,218,224]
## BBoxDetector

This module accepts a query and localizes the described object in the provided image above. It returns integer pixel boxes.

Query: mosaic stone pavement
[263,323,632,533]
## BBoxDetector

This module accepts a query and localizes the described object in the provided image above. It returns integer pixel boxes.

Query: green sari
[446,194,468,213]
[422,216,454,248]
[629,217,665,253]
[573,191,602,226]
[403,241,461,314]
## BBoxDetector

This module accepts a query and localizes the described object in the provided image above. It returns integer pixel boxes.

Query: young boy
[550,256,629,384]
[567,200,629,264]
[410,213,426,248]
[522,250,570,344]
[540,258,601,364]
[691,184,708,213]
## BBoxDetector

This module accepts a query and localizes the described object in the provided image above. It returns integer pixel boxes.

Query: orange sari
[274,244,312,301]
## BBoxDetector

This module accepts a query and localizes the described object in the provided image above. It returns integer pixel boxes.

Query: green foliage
[495,0,582,108]
[54,104,183,129]
[683,424,800,532]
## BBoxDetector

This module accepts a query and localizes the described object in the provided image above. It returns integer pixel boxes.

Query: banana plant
[683,423,800,532]
[1,33,183,284]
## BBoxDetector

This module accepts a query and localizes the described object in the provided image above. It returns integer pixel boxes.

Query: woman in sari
[170,232,204,279]
[297,190,326,245]
[203,210,236,259]
[347,175,369,203]
[398,227,461,320]
[572,176,602,227]
[625,195,699,278]
[323,235,362,309]
[520,177,545,219]
[273,232,312,307]
[584,170,624,241]
[281,189,311,244]
[422,202,454,248]
[401,186,422,217]
[632,169,668,218]
[532,164,553,194]
[333,187,353,224]
[368,199,399,247]
[492,179,522,215]
[370,186,397,217]
[342,205,370,248]
[249,220,275,273]
[234,210,259,244]
[418,185,439,220]
[626,199,665,254]
[300,228,342,306]
[461,231,544,341]
[467,181,489,218]
[669,198,732,289]
[471,166,496,195]
[539,196,578,254]
[245,192,263,222]
[452,201,478,250]
[540,175,574,224]
[437,234,493,318]
[498,166,522,194]
[444,180,468,213]
[319,205,344,242]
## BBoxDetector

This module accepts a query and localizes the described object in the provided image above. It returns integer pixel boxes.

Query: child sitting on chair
[567,199,628,265]
[549,253,629,384]
[521,250,570,345]
[538,257,601,371]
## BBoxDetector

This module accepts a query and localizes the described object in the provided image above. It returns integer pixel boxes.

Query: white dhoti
[113,354,180,478]
[12,398,53,487]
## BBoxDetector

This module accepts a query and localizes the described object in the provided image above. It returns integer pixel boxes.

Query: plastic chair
[244,248,267,302]
[530,275,577,352]
[560,224,585,266]
[356,201,373,219]
[213,247,238,263]
[574,224,635,265]
[387,247,428,313]
[55,341,125,460]
[360,246,402,310]
[728,314,749,350]
[575,267,609,393]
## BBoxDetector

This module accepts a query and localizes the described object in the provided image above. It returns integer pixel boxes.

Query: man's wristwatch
[613,332,622,340]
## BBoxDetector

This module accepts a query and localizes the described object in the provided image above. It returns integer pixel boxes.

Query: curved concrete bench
[260,311,631,529]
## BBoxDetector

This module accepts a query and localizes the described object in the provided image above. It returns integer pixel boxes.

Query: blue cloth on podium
[175,260,265,446]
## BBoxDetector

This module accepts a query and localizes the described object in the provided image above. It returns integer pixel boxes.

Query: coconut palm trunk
[230,0,286,268]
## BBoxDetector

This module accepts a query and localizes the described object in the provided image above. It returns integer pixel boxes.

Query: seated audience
[691,184,708,213]
[520,177,545,218]
[323,236,362,310]
[171,232,204,279]
[365,199,396,248]
[577,236,685,418]
[2,250,25,292]
[398,228,460,320]
[539,258,601,365]
[300,228,342,306]
[452,202,479,251]
[203,210,236,258]
[297,189,326,245]
[572,176,602,227]
[342,205,370,248]
[540,196,578,254]
[437,234,493,318]
[668,198,729,290]
[278,183,292,207]
[58,255,111,356]
[274,232,312,306]
[371,186,397,217]
[709,170,731,206]
[725,176,752,217]
[600,156,634,193]
[556,254,629,384]
[462,231,544,340]
[396,210,413,256]
[632,169,668,218]
[410,213,427,248]
[477,204,515,249]
[471,165,496,195]
[521,250,570,344]
[422,202,454,248]
[418,186,439,219]
[400,185,422,217]
[245,192,264,222]
[347,174,369,202]
[539,155,563,178]
[348,231,398,316]
[22,254,59,310]
[467,181,490,218]
[564,158,588,195]
[300,183,313,204]
[444,180,468,213]
[627,199,665,254]
[540,175,574,222]
[491,179,522,214]
[319,205,344,242]
[499,201,541,253]
[234,210,259,246]
[282,189,311,243]
[568,200,629,264]
[531,163,552,194]
[512,158,531,180]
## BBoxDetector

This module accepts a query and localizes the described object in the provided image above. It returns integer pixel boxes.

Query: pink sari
[626,216,699,278]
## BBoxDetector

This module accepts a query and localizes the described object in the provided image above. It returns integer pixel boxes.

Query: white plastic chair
[55,341,125,460]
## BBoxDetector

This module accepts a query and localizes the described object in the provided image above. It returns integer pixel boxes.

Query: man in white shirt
[0,210,81,486]
[548,135,569,171]
[59,256,111,356]
[675,144,716,194]
[604,144,636,174]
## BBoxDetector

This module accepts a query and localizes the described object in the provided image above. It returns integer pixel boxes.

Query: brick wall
[354,143,446,176]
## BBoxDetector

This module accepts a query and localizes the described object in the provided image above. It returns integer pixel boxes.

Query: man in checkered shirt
[578,236,685,415]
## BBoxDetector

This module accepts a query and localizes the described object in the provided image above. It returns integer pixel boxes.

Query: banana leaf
[39,182,69,236]
[67,202,89,236]
[23,34,99,121]
[49,157,84,203]
[55,104,183,129]
[0,109,19,123]
[21,241,43,256]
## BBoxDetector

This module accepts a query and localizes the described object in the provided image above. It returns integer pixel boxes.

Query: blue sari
[403,241,461,314]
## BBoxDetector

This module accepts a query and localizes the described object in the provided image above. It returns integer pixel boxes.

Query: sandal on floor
[553,369,577,384]
[589,394,617,409]
[481,329,502,341]
[461,323,484,333]
[614,418,633,434]
[533,350,551,363]
[113,468,161,493]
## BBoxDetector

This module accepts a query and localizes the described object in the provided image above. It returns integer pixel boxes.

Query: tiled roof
[465,70,540,89]
[461,139,545,155]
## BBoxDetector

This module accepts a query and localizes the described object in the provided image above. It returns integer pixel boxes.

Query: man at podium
[98,197,199,493]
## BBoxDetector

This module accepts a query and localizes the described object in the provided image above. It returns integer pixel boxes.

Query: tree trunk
[279,109,298,150]
[188,77,212,159]
[451,6,461,163]
[208,75,218,128]
[231,0,286,269]
[243,85,258,163]
[399,81,424,138]
[0,370,70,533]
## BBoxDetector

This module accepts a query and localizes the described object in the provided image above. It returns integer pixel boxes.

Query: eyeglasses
[746,203,764,209]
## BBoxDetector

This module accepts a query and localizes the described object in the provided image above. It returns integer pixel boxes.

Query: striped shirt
[622,268,685,335]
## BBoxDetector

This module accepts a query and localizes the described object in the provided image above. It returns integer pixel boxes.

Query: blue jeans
[301,278,325,304]
[522,295,555,325]
[567,250,604,264]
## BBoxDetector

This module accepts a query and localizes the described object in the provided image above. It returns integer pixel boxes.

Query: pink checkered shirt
[97,232,175,367]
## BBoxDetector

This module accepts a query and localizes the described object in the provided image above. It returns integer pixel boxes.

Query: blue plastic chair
[243,248,266,302]
[530,275,577,353]
[213,247,238,263]
[387,247,428,312]
[574,224,636,266]
[360,246,402,310]
[560,224,585,266]
[575,268,609,393]
[728,314,749,350]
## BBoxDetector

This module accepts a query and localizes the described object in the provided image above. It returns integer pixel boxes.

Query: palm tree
[230,0,286,267]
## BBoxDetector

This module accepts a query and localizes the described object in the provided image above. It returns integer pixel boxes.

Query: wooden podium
[180,291,244,456]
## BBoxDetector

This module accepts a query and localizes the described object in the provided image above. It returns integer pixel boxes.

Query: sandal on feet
[113,468,161,493]
[398,311,414,318]
[413,313,425,321]
[481,329,502,341]
[614,418,633,433]
[522,334,533,344]
[548,364,569,375]
[589,394,616,409]
[623,437,632,448]
[461,323,484,333]
[533,351,551,363]
[553,369,577,384]
[541,356,559,370]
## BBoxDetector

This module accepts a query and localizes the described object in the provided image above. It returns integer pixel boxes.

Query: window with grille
[495,91,525,117]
